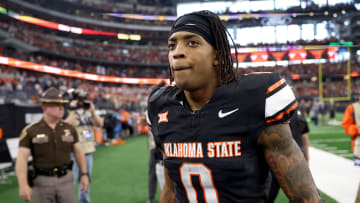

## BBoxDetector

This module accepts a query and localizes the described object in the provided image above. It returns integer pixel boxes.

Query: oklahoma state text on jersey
[147,73,297,203]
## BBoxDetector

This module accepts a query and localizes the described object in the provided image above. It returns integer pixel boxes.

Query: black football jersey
[147,73,297,203]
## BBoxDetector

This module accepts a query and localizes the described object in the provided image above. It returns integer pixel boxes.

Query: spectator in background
[94,93,114,110]
[65,89,103,203]
[266,106,310,202]
[120,109,134,138]
[310,100,319,126]
[328,99,338,125]
[341,98,360,202]
[319,101,327,126]
[112,111,123,140]
[16,87,89,203]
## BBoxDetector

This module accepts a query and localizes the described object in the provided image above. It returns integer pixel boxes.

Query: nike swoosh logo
[218,108,239,118]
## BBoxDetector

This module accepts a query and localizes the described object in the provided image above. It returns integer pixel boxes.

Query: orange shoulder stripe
[266,78,286,94]
[266,102,297,124]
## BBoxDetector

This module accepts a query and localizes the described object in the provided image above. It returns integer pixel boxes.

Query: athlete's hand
[19,184,32,202]
[80,175,89,193]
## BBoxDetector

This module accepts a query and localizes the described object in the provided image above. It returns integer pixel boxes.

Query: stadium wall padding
[0,104,42,139]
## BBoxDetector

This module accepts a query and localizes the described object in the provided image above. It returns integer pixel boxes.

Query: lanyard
[76,110,91,127]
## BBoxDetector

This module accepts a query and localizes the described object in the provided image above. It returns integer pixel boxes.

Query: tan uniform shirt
[19,118,79,169]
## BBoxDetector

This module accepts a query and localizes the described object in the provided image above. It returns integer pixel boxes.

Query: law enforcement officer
[65,89,103,203]
[16,87,89,203]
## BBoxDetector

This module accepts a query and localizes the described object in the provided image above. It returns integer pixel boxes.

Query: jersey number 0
[179,163,219,203]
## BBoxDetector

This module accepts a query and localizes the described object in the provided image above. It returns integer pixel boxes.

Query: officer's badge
[32,134,48,144]
[64,129,71,136]
[36,134,46,138]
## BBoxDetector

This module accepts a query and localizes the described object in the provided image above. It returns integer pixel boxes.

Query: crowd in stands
[0,65,152,113]
[2,32,360,99]
[222,2,356,15]
[238,60,360,76]
[4,0,357,35]
[0,7,171,40]
[0,47,169,79]
[1,15,354,67]
[237,60,360,98]
[0,64,152,137]
[4,0,175,27]
[1,54,360,137]
[286,2,356,13]
[2,53,360,102]
[0,19,169,65]
[23,0,356,18]
[60,0,174,14]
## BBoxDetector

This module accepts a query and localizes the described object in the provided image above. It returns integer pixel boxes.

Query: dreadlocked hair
[168,10,238,86]
[201,11,238,85]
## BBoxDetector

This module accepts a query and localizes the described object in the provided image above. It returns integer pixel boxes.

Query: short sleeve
[19,128,31,149]
[265,75,297,126]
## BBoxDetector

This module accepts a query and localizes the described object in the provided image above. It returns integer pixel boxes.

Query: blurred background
[0,0,359,202]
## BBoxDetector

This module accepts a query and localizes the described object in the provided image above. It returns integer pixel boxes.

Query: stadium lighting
[324,11,329,16]
[129,35,141,41]
[117,34,129,40]
[355,3,360,10]
[341,10,346,15]
[333,13,338,18]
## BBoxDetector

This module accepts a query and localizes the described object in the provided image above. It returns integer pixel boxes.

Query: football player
[147,10,323,203]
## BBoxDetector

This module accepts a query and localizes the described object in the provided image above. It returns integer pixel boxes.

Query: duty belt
[35,161,73,177]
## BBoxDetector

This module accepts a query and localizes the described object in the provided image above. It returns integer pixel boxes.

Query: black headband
[169,13,216,48]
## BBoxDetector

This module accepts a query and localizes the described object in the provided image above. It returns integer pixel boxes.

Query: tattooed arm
[258,123,321,202]
[160,166,177,203]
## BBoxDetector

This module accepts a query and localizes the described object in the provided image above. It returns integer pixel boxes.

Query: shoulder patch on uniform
[19,129,27,141]
[19,121,39,141]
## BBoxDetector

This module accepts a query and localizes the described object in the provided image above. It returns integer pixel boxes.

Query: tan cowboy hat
[40,87,68,104]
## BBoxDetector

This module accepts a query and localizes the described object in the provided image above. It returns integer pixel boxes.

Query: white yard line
[339,153,355,158]
[311,138,350,143]
[309,147,360,203]
[311,130,345,134]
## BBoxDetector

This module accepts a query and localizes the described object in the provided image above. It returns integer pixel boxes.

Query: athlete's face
[168,31,218,91]
[42,103,64,120]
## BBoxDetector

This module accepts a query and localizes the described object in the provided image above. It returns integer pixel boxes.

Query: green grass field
[0,113,351,202]
[307,113,353,161]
